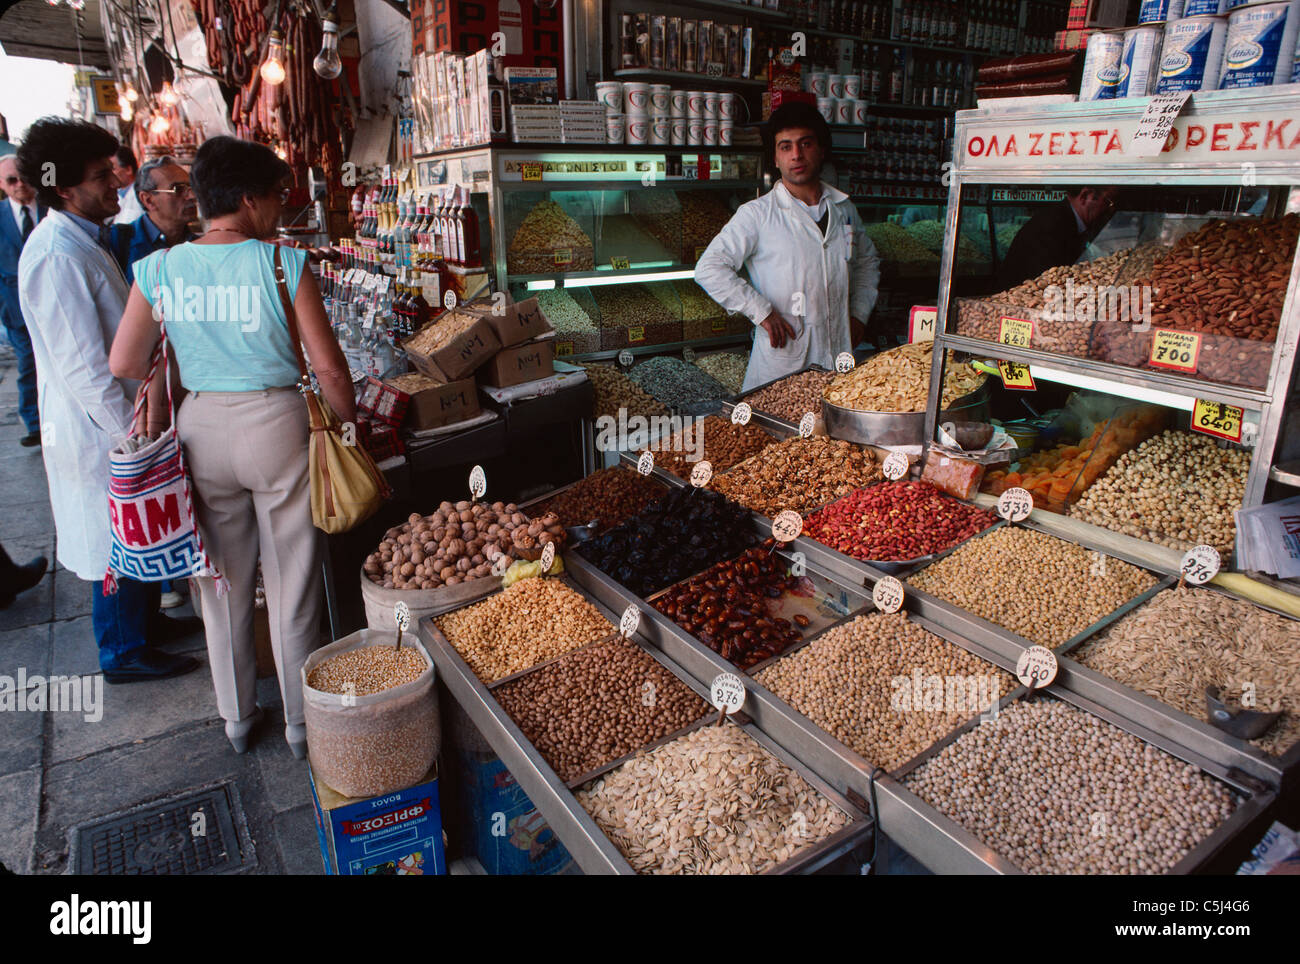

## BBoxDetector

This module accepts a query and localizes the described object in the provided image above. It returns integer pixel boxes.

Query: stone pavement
[0,345,325,874]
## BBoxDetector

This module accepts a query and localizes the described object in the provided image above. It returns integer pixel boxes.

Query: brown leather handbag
[273,246,390,533]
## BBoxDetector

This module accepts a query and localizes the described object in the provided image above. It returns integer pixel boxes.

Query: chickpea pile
[904,698,1239,874]
[907,527,1158,647]
[433,578,614,683]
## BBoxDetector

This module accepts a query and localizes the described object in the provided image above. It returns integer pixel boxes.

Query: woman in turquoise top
[111,137,356,759]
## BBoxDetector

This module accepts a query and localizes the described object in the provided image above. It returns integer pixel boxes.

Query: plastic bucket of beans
[302,629,439,798]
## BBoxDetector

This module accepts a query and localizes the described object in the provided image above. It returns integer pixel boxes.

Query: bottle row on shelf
[351,177,484,272]
[792,0,1029,55]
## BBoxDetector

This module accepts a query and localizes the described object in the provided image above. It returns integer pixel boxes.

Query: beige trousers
[178,388,323,726]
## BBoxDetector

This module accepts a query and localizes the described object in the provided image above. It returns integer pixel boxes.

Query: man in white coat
[696,102,881,392]
[17,118,198,683]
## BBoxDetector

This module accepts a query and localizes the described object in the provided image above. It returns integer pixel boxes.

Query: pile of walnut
[364,502,565,591]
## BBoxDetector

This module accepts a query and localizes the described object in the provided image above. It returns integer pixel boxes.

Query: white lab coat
[695,180,881,392]
[19,209,134,580]
[114,186,145,225]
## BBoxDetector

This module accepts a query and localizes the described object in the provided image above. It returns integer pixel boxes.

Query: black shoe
[0,554,48,609]
[103,650,201,684]
[19,432,40,447]
[149,612,204,644]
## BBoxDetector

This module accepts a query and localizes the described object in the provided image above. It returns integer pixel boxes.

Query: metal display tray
[417,574,873,875]
[564,548,1277,873]
[720,364,832,436]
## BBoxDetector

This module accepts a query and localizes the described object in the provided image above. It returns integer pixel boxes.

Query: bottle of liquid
[888,48,905,103]
[458,190,481,268]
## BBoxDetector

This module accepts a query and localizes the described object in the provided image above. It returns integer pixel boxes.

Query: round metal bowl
[822,381,992,447]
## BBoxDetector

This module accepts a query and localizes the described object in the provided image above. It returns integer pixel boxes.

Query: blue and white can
[1184,0,1229,15]
[1292,22,1300,80]
[1080,30,1126,99]
[1156,15,1229,91]
[1118,25,1166,96]
[1220,0,1300,87]
[1227,0,1256,9]
[1140,0,1187,22]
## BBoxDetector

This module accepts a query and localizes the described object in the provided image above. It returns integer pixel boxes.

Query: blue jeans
[1,306,38,435]
[91,576,160,670]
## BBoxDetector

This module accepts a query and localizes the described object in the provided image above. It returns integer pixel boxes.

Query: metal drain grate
[71,782,253,875]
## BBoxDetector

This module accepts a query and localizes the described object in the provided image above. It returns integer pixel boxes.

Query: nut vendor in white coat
[695,102,881,393]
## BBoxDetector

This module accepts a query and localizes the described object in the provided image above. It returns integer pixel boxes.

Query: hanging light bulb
[159,81,179,106]
[313,9,343,80]
[260,29,287,86]
[150,113,171,135]
[274,145,287,160]
[123,83,139,103]
[120,102,134,122]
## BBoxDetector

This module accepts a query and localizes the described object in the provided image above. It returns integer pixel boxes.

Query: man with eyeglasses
[997,186,1120,290]
[109,157,197,286]
[0,152,44,446]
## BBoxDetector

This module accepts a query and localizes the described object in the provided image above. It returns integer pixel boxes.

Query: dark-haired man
[110,156,196,285]
[16,117,198,683]
[696,101,880,391]
[0,153,43,446]
[111,145,145,224]
[996,186,1119,289]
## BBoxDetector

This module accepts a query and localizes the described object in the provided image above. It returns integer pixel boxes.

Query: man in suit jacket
[109,156,196,285]
[997,187,1118,290]
[0,153,43,446]
[17,118,198,684]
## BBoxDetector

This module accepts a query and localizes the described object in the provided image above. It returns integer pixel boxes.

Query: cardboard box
[505,67,559,105]
[308,763,447,875]
[480,337,555,389]
[404,376,481,430]
[1066,0,1126,27]
[466,296,554,348]
[403,309,502,382]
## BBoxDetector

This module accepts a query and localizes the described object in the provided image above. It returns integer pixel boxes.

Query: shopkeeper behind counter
[996,186,1118,290]
[696,102,881,392]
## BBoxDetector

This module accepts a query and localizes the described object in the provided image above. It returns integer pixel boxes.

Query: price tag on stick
[539,541,556,573]
[872,576,904,613]
[689,460,713,488]
[771,510,803,543]
[1016,645,1059,694]
[636,450,655,476]
[468,464,486,500]
[798,412,816,438]
[393,601,410,651]
[619,604,640,639]
[882,451,909,481]
[835,351,856,374]
[997,486,1033,523]
[710,672,746,726]
[731,402,752,426]
[1179,544,1221,588]
[617,349,635,368]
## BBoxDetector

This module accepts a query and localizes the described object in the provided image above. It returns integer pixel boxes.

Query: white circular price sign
[771,510,803,543]
[882,451,909,481]
[872,575,905,613]
[710,672,746,714]
[1180,544,1221,585]
[393,601,411,633]
[798,412,816,438]
[835,351,856,374]
[1016,646,1059,690]
[731,403,752,426]
[683,347,696,364]
[468,464,486,500]
[619,604,641,638]
[443,290,457,311]
[617,349,635,367]
[539,541,556,573]
[689,460,713,488]
[997,486,1033,523]
[636,450,655,476]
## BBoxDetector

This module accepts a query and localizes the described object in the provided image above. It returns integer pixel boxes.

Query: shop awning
[0,0,111,68]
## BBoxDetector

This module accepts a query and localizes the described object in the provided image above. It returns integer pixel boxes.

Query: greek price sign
[620,604,641,638]
[997,487,1033,522]
[1180,545,1221,585]
[882,451,909,481]
[710,672,746,714]
[731,403,752,425]
[690,460,714,487]
[772,510,803,543]
[872,576,904,613]
[1016,646,1059,689]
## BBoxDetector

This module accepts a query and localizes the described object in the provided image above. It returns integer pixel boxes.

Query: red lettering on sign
[1003,134,1017,155]
[1262,119,1289,150]
[1068,131,1082,155]
[1163,127,1180,152]
[1238,121,1259,151]
[1103,131,1122,154]
[1028,132,1044,156]
[1089,130,1108,153]
[1289,127,1300,150]
[120,503,145,546]
[145,493,181,543]
[1210,123,1231,151]
[1048,132,1063,155]
[987,135,1001,156]
[967,135,985,156]
[1186,125,1206,149]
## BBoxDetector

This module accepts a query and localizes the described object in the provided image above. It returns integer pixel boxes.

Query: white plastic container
[649,83,672,115]
[703,119,718,145]
[816,97,835,122]
[626,115,650,144]
[836,98,854,125]
[687,118,703,145]
[1220,0,1300,87]
[718,91,737,121]
[844,74,863,98]
[623,81,651,115]
[1080,30,1125,100]
[828,73,846,98]
[1156,15,1229,91]
[704,90,720,119]
[807,71,828,97]
[650,115,671,144]
[1117,24,1165,96]
[669,88,687,117]
[719,123,734,146]
[606,111,625,143]
[671,116,687,145]
[1139,0,1186,22]
[852,100,870,125]
[686,90,705,119]
[595,81,623,112]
